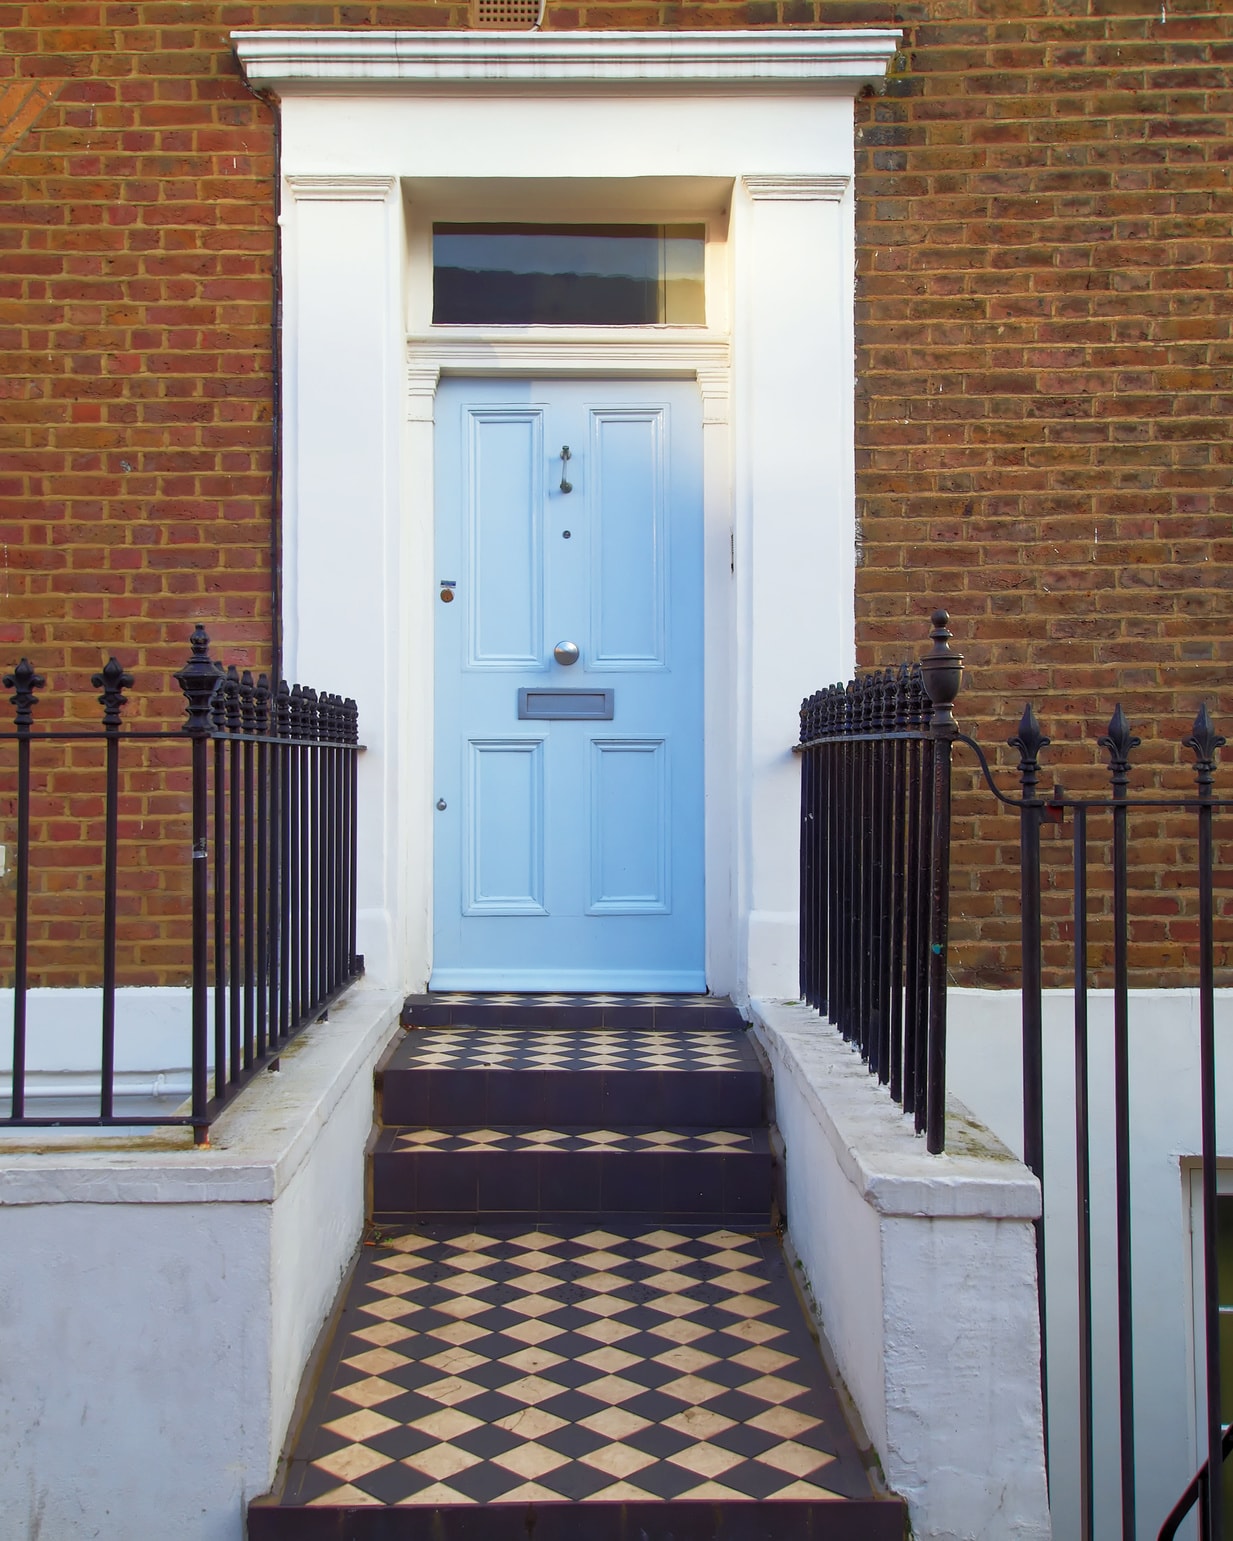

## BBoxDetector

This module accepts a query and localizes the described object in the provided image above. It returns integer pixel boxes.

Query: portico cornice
[232,29,901,92]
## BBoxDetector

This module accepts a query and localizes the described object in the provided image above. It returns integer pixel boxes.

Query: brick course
[1,0,1230,984]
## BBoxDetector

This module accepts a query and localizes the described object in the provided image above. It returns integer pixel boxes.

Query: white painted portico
[232,28,901,1001]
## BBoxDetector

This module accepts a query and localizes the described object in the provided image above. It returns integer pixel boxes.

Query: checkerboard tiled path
[252,1226,903,1539]
[248,997,906,1538]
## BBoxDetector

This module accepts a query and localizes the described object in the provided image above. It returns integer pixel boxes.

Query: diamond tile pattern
[280,1226,874,1511]
[395,1028,748,1074]
[392,1127,762,1154]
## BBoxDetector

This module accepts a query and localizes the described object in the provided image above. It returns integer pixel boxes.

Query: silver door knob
[553,641,580,666]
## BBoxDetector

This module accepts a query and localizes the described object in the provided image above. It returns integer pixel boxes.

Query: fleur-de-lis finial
[1008,703,1050,800]
[91,656,135,732]
[4,659,45,731]
[1098,703,1140,795]
[1183,703,1225,798]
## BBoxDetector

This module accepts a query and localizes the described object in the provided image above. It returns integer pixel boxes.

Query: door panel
[433,377,704,992]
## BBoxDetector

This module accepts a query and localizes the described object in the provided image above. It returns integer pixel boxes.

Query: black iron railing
[796,610,963,1154]
[963,696,1231,1541]
[1,625,362,1144]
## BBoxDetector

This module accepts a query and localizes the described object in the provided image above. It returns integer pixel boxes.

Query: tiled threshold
[250,1224,902,1540]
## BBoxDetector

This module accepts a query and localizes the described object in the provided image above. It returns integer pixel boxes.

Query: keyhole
[562,530,571,539]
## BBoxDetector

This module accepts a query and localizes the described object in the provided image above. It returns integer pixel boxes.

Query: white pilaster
[735,173,856,999]
[281,172,404,987]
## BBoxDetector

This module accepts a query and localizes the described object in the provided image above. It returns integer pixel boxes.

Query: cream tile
[576,1346,642,1374]
[307,1483,385,1506]
[422,1347,489,1376]
[645,1294,704,1319]
[501,1318,564,1346]
[574,1249,627,1270]
[321,1408,401,1443]
[383,1233,435,1254]
[574,1373,645,1405]
[747,1405,823,1439]
[506,1295,565,1319]
[499,1346,566,1375]
[739,1374,809,1405]
[710,1270,765,1293]
[674,1480,747,1500]
[415,1375,484,1407]
[487,1480,571,1504]
[651,1345,719,1374]
[661,1407,736,1440]
[638,1230,690,1247]
[579,1443,657,1478]
[492,1442,570,1479]
[646,1318,712,1346]
[432,1297,490,1320]
[493,1407,568,1440]
[581,1480,658,1502]
[333,1375,404,1409]
[313,1443,393,1483]
[409,1407,484,1442]
[757,1441,836,1477]
[504,1270,562,1294]
[342,1346,412,1377]
[428,1320,489,1346]
[576,1319,639,1345]
[575,1271,629,1293]
[642,1270,697,1293]
[393,1482,477,1506]
[575,1230,625,1248]
[730,1346,797,1375]
[576,1295,634,1319]
[657,1374,726,1406]
[577,1407,652,1440]
[357,1297,418,1323]
[368,1274,428,1298]
[720,1318,786,1346]
[764,1477,844,1500]
[714,1296,775,1321]
[666,1443,745,1479]
[350,1320,416,1348]
[497,1374,569,1405]
[403,1443,482,1481]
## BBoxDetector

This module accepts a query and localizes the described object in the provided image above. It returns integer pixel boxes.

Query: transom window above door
[432,223,706,326]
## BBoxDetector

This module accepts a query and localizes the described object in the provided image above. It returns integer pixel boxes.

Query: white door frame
[233,28,901,1004]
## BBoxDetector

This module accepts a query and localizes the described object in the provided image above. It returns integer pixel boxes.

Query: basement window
[432,223,706,326]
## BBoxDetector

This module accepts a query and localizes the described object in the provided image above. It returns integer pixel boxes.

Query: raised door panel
[464,738,546,914]
[588,738,669,914]
[589,409,666,670]
[466,409,544,670]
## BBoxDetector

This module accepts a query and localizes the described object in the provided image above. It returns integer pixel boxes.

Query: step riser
[249,1498,905,1539]
[371,1149,773,1223]
[380,1070,764,1128]
[402,999,747,1031]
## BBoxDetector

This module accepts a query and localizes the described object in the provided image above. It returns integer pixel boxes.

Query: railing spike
[1183,703,1225,797]
[1098,703,1140,794]
[1008,703,1050,800]
[91,656,135,732]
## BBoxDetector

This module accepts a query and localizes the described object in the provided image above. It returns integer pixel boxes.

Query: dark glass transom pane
[432,223,706,326]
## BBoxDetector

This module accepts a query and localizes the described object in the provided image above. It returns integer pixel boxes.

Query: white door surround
[232,28,901,1002]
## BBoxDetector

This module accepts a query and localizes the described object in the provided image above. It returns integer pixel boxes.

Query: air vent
[471,0,541,27]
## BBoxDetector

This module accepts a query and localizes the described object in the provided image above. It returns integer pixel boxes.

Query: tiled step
[249,1224,905,1540]
[378,1026,765,1128]
[401,991,746,1031]
[371,1125,773,1225]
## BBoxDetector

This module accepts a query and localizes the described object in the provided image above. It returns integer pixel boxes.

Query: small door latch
[436,799,447,811]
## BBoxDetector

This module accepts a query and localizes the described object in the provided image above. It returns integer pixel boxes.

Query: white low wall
[0,985,402,1541]
[948,987,1233,1541]
[751,997,1051,1541]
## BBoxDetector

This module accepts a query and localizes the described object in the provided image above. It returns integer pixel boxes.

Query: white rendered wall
[751,997,1051,1541]
[0,987,401,1541]
[251,34,892,1001]
[948,987,1233,1541]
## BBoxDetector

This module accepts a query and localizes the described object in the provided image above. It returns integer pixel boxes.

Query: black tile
[601,1072,664,1125]
[599,1152,660,1213]
[476,1153,540,1213]
[486,1069,545,1123]
[428,1070,489,1125]
[379,1072,430,1124]
[539,1151,603,1213]
[541,1071,603,1124]
[370,1151,417,1214]
[662,1159,722,1215]
[600,1004,655,1028]
[722,1154,774,1216]
[416,1153,478,1211]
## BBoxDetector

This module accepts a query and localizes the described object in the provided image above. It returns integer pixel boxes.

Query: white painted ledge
[0,986,402,1204]
[751,997,1050,1541]
[232,29,902,90]
[750,997,1039,1220]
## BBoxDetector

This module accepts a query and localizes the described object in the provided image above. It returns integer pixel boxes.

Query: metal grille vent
[471,0,540,26]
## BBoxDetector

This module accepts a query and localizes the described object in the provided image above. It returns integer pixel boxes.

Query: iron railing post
[175,626,221,1145]
[92,657,134,1120]
[918,609,962,1155]
[3,659,43,1122]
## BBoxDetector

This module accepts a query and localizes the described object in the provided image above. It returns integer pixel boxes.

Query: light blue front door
[432,377,705,992]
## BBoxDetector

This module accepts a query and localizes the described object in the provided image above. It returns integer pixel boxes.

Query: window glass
[432,223,705,326]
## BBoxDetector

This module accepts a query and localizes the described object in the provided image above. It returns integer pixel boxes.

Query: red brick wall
[1,1,1230,984]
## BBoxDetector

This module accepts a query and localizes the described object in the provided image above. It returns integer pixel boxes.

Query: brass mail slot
[517,688,614,721]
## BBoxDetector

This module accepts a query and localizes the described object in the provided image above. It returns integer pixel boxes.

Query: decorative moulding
[232,29,901,91]
[284,174,397,202]
[407,335,730,380]
[742,174,850,202]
